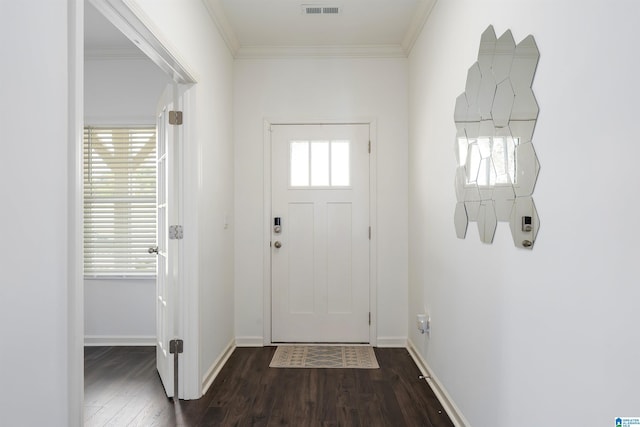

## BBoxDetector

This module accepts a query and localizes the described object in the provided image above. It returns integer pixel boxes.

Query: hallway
[84,346,453,426]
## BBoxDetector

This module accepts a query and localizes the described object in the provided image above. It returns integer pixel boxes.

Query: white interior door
[271,124,370,343]
[154,84,181,397]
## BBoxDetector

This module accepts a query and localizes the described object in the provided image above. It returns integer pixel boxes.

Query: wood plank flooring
[84,346,454,427]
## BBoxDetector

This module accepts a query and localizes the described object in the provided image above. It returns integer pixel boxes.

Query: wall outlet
[417,314,430,334]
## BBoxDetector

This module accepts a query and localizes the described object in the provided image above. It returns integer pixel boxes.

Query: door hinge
[169,339,183,401]
[369,312,371,325]
[169,339,184,354]
[169,110,183,125]
[368,140,371,153]
[169,225,184,240]
[369,226,371,240]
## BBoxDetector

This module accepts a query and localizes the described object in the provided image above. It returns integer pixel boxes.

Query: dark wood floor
[85,346,453,427]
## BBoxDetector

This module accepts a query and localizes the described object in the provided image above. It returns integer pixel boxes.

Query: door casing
[262,119,378,346]
[76,0,200,409]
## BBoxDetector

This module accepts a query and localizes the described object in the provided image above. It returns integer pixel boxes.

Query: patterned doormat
[269,346,379,369]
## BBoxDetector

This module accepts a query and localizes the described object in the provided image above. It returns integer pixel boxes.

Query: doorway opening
[81,0,198,413]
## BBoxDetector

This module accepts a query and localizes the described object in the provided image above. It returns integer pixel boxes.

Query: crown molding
[203,0,240,56]
[235,44,407,59]
[401,0,437,55]
[202,0,435,59]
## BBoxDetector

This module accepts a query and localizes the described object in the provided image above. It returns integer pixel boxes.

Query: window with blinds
[83,127,157,276]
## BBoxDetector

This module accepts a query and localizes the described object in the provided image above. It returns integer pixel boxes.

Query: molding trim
[84,335,155,346]
[368,120,378,347]
[201,339,236,396]
[401,0,438,55]
[235,337,265,347]
[407,340,470,427]
[202,0,240,56]
[201,0,438,59]
[236,44,406,59]
[88,0,197,83]
[178,85,202,400]
[376,337,408,348]
[69,1,85,425]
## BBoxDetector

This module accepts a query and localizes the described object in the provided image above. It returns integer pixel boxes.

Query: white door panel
[271,124,370,343]
[155,84,181,397]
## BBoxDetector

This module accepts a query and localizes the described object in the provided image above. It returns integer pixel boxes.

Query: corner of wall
[376,337,408,348]
[406,340,470,427]
[201,338,237,397]
[235,337,265,347]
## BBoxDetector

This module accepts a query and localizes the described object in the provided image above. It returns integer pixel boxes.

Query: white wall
[84,57,171,344]
[132,0,235,395]
[84,278,156,343]
[408,1,640,425]
[234,57,409,345]
[0,1,78,425]
[85,57,170,124]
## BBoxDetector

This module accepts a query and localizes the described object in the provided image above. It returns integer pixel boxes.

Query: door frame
[262,118,378,346]
[71,1,200,418]
[89,0,200,400]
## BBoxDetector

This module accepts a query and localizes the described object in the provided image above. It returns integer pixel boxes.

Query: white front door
[155,84,181,397]
[271,124,371,343]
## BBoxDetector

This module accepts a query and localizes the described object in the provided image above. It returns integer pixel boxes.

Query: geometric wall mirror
[454,25,541,249]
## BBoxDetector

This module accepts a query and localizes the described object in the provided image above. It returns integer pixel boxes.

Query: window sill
[84,275,156,281]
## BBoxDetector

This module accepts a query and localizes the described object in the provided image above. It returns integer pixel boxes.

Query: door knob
[148,246,159,254]
[273,241,282,249]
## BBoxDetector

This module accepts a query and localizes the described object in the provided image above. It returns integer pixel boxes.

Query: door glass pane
[290,141,309,186]
[331,141,350,186]
[311,141,329,186]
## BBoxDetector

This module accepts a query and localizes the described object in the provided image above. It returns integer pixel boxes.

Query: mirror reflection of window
[492,137,518,185]
[466,143,481,185]
[460,136,519,187]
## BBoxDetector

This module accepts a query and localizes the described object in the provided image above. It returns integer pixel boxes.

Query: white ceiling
[205,0,436,56]
[85,0,436,58]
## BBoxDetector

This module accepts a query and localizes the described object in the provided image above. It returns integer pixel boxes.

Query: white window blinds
[83,127,157,276]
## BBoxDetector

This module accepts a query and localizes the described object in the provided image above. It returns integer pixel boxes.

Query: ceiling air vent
[302,5,341,15]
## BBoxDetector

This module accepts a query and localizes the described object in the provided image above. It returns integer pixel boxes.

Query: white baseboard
[235,336,265,347]
[234,336,407,348]
[406,340,470,427]
[84,335,156,346]
[201,339,236,396]
[376,336,407,347]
